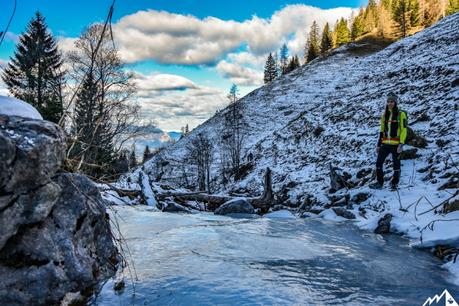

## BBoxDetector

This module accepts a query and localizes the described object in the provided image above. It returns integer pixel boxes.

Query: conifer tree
[364,0,379,32]
[279,44,289,75]
[392,0,421,37]
[446,0,459,15]
[320,23,333,54]
[1,12,65,123]
[285,55,300,74]
[129,146,137,169]
[305,21,320,63]
[263,53,278,83]
[334,18,351,46]
[351,9,365,41]
[143,145,151,163]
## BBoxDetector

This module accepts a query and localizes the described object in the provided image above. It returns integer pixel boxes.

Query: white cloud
[109,5,354,65]
[132,72,227,130]
[134,72,199,97]
[216,60,263,86]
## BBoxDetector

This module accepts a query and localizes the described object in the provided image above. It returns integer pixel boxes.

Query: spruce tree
[305,21,320,63]
[279,44,289,75]
[392,0,419,37]
[320,23,333,54]
[263,53,278,83]
[143,145,151,163]
[446,0,459,15]
[334,18,351,46]
[364,0,379,32]
[129,147,137,169]
[351,9,365,41]
[1,12,65,123]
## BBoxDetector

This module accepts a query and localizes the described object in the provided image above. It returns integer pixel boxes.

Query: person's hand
[397,144,403,154]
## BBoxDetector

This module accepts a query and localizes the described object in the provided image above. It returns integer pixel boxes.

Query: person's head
[386,92,398,110]
[385,92,399,119]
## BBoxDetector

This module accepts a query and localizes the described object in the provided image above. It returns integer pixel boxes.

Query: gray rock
[374,214,393,234]
[0,115,65,194]
[0,116,118,306]
[162,201,192,213]
[351,192,370,204]
[0,174,119,306]
[215,198,255,215]
[332,207,356,219]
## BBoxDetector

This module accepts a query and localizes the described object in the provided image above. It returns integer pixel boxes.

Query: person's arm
[399,111,407,145]
[377,114,384,148]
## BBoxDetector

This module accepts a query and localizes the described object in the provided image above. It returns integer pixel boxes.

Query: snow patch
[0,96,43,120]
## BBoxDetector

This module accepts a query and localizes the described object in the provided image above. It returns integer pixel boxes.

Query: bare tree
[186,133,214,193]
[220,84,247,180]
[66,23,140,179]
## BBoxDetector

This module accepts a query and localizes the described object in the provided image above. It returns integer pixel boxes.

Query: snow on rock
[0,96,43,120]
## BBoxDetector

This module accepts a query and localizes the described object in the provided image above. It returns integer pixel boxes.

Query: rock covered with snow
[214,198,255,215]
[0,115,119,305]
[0,96,43,120]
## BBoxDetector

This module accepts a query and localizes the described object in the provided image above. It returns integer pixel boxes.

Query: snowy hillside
[136,13,458,199]
[118,13,459,279]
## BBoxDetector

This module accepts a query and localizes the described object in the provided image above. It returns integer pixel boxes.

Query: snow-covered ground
[118,13,459,283]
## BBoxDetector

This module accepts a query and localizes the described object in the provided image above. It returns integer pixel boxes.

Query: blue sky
[0,0,366,131]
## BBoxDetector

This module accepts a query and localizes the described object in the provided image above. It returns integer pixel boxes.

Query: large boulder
[0,115,119,306]
[214,198,255,215]
[0,115,65,194]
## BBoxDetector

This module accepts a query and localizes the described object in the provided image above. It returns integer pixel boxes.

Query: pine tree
[1,12,65,123]
[142,145,151,163]
[392,0,420,37]
[364,0,379,32]
[409,0,421,27]
[334,18,351,46]
[279,44,289,75]
[320,23,333,54]
[305,21,320,63]
[129,146,137,169]
[284,56,300,74]
[351,9,365,41]
[263,53,278,83]
[446,0,459,15]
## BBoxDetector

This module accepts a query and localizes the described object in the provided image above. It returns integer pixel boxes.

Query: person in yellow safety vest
[369,92,408,190]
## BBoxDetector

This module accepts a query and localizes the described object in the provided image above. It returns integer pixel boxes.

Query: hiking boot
[390,183,398,191]
[369,182,383,190]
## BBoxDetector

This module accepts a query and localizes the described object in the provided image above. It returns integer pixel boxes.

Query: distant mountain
[123,124,181,157]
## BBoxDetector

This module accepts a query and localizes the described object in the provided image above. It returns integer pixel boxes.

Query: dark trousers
[376,144,401,186]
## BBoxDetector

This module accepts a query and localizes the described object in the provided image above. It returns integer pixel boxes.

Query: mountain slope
[137,13,458,202]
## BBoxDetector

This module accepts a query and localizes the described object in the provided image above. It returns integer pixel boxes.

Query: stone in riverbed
[214,198,255,215]
[374,213,393,234]
[332,207,356,219]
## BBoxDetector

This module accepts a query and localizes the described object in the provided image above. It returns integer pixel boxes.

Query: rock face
[0,115,118,306]
[214,198,255,215]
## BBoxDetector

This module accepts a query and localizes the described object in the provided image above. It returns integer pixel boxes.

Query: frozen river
[93,206,459,305]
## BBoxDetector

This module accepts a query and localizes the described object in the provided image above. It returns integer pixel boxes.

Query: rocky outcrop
[214,198,255,215]
[0,115,118,306]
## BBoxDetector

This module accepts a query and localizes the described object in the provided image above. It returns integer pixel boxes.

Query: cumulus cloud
[132,72,227,130]
[216,60,263,86]
[109,5,354,65]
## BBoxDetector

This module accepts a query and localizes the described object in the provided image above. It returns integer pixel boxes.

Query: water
[93,206,459,305]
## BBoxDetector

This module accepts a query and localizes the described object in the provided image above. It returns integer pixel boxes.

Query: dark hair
[384,102,399,121]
